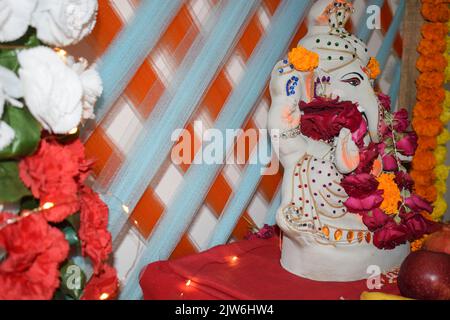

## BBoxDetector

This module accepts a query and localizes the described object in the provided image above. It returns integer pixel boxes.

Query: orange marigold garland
[411,0,450,226]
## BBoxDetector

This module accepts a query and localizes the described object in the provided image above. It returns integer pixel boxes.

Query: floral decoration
[411,0,450,224]
[288,46,319,72]
[0,1,117,300]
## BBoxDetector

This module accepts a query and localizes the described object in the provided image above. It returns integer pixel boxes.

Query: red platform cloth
[140,237,400,300]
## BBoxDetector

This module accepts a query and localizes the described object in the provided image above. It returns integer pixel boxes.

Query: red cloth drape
[140,237,400,300]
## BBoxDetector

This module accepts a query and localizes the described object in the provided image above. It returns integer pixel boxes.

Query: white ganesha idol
[268,0,410,281]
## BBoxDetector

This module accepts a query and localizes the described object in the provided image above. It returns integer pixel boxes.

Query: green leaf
[66,212,81,230]
[60,260,86,300]
[0,160,31,203]
[20,196,40,211]
[0,49,19,72]
[0,104,41,160]
[62,224,80,246]
[0,28,40,73]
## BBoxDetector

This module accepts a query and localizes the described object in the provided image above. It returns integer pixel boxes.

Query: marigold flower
[416,72,445,88]
[412,117,443,137]
[416,54,447,72]
[421,23,448,41]
[416,87,445,104]
[417,136,437,151]
[413,150,437,171]
[377,173,401,215]
[421,3,450,22]
[431,196,447,220]
[414,184,437,203]
[435,179,447,194]
[417,38,446,55]
[434,145,447,164]
[413,102,443,119]
[437,128,450,145]
[410,169,436,186]
[288,46,319,72]
[367,57,381,79]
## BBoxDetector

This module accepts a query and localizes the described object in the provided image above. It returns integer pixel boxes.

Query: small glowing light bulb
[185,279,192,287]
[122,204,130,214]
[42,202,55,210]
[68,127,78,135]
[99,293,109,300]
[54,48,67,61]
[231,256,238,262]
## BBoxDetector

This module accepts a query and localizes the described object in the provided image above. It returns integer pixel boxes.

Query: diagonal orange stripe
[87,1,123,56]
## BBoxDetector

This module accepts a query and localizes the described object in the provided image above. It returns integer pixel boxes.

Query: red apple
[423,225,450,255]
[398,250,450,300]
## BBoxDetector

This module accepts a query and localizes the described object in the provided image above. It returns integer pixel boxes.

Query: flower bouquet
[298,93,438,250]
[0,0,118,300]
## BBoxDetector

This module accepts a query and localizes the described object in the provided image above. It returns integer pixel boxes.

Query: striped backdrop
[68,0,406,299]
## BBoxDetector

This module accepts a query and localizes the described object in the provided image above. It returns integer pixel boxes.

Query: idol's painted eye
[341,77,361,87]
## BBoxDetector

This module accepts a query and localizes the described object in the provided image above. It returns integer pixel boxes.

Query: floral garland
[0,1,118,300]
[411,0,450,229]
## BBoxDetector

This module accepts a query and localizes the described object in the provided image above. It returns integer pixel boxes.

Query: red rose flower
[344,190,384,213]
[19,139,91,223]
[373,221,409,250]
[362,208,394,232]
[393,109,410,132]
[395,171,414,191]
[81,264,119,300]
[405,194,433,213]
[401,213,436,240]
[79,186,112,274]
[0,213,69,299]
[355,142,379,174]
[299,97,364,141]
[396,132,418,156]
[378,143,398,171]
[341,173,379,198]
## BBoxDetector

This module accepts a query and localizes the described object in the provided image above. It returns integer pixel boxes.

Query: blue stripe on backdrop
[106,0,259,240]
[88,0,183,133]
[119,0,314,300]
[208,137,272,248]
[389,59,402,110]
[264,188,281,226]
[355,0,385,43]
[376,0,405,71]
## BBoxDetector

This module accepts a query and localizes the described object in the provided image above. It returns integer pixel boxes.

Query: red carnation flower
[81,264,119,300]
[79,186,112,274]
[0,213,69,300]
[19,139,91,223]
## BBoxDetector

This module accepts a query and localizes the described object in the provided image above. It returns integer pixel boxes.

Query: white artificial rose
[31,0,98,47]
[0,121,14,149]
[18,46,83,134]
[67,56,102,120]
[0,65,23,150]
[0,65,23,116]
[0,0,37,42]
